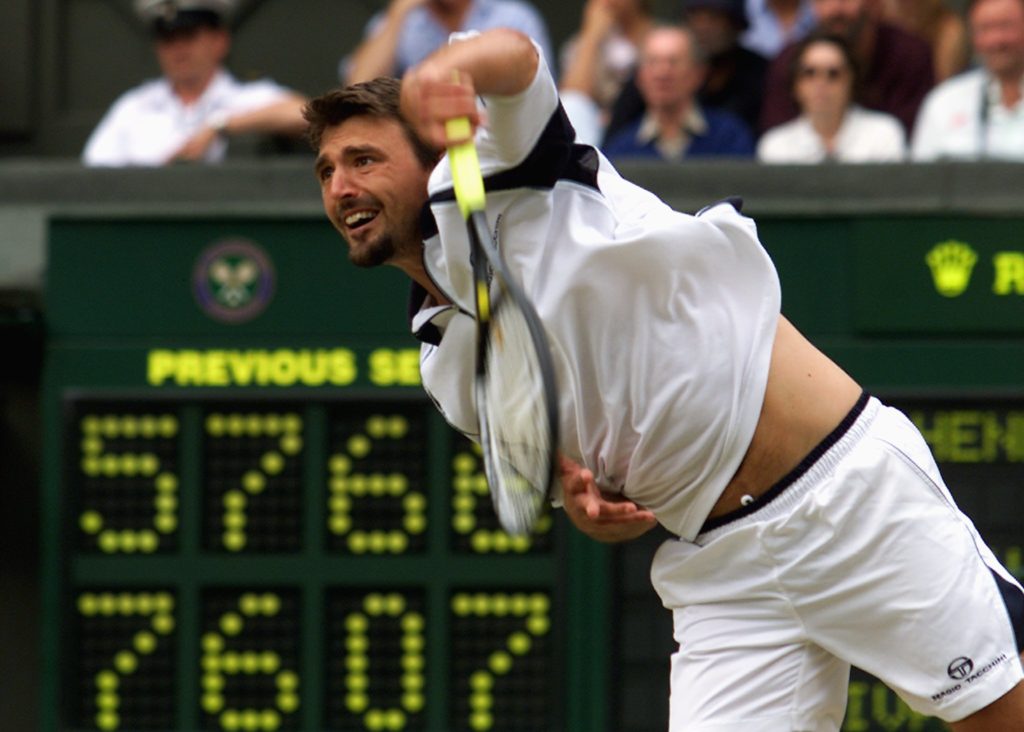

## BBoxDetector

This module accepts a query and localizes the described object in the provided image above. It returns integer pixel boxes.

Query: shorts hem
[671,715,840,732]
[935,657,1024,723]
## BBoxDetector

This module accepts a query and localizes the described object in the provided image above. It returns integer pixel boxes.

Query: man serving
[306,29,1024,731]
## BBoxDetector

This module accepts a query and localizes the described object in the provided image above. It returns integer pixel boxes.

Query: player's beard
[346,229,396,268]
[336,195,399,268]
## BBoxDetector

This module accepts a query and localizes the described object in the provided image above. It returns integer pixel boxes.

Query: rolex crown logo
[925,240,978,297]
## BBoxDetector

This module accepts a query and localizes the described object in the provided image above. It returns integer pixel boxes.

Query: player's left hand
[559,455,658,543]
[400,64,482,150]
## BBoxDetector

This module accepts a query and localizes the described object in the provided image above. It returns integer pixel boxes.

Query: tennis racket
[446,117,559,536]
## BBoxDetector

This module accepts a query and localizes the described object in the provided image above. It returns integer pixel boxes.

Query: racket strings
[481,291,554,533]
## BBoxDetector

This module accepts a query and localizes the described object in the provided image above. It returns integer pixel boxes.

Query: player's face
[971,0,1024,79]
[315,116,432,269]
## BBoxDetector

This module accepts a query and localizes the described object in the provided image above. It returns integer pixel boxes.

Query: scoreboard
[61,396,560,732]
[41,211,1024,732]
[40,219,607,732]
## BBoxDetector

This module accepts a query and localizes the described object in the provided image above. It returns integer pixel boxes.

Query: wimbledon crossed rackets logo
[193,238,276,324]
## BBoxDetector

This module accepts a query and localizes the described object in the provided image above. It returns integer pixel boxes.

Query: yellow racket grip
[475,280,491,322]
[445,117,486,219]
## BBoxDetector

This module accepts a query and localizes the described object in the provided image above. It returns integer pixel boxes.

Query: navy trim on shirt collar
[411,103,600,347]
[428,102,600,206]
[407,281,443,346]
[419,201,438,240]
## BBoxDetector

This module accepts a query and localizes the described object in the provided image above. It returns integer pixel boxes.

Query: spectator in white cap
[82,0,308,167]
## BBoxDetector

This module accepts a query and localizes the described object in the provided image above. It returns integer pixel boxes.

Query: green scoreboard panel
[42,212,1024,732]
[61,395,564,732]
[40,219,605,732]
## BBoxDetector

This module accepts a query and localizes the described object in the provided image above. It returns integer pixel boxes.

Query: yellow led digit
[450,591,552,731]
[327,590,427,729]
[450,442,548,554]
[327,413,426,554]
[76,591,176,730]
[77,410,180,553]
[205,412,304,552]
[341,593,424,730]
[201,591,300,731]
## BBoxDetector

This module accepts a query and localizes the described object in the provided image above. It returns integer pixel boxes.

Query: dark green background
[42,214,1024,731]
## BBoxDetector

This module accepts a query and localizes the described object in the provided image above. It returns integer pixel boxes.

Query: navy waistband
[699,391,870,534]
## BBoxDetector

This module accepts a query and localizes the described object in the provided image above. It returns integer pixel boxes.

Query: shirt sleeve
[876,115,908,162]
[473,40,561,176]
[224,79,292,114]
[756,127,788,163]
[82,95,138,167]
[82,108,122,166]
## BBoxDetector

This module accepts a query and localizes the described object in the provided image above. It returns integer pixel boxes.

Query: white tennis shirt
[413,49,782,540]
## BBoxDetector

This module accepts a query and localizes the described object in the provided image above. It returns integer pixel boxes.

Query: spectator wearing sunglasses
[757,32,905,162]
[759,0,933,136]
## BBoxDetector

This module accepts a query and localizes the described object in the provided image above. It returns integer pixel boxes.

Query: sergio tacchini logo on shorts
[931,654,1009,702]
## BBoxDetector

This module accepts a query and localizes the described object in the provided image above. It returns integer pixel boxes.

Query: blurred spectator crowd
[83,0,1024,167]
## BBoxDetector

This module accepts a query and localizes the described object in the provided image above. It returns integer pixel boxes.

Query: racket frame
[447,118,560,534]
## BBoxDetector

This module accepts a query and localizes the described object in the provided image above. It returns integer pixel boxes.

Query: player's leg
[789,401,1024,727]
[649,394,881,731]
[949,668,1024,731]
[652,535,851,731]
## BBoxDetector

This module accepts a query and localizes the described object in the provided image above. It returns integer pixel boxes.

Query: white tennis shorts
[651,395,1024,732]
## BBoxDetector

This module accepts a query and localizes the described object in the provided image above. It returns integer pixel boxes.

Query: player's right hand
[400,64,481,151]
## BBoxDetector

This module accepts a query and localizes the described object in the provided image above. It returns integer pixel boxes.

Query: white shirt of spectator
[82,69,292,166]
[757,105,907,163]
[912,67,1024,161]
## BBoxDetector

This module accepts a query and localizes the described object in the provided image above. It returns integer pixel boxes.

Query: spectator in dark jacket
[603,25,756,160]
[605,0,766,142]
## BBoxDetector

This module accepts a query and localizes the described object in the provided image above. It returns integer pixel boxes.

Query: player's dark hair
[303,77,440,169]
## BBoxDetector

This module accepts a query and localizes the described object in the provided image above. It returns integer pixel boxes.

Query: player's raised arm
[399,28,539,150]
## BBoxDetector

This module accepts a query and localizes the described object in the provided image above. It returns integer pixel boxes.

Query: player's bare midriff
[706,315,864,521]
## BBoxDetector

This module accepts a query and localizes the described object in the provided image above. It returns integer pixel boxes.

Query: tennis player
[305,28,1024,731]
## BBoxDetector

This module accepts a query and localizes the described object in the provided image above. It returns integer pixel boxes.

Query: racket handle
[446,117,486,218]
